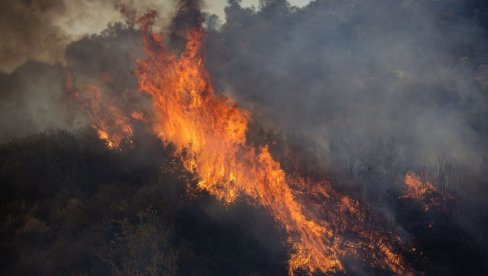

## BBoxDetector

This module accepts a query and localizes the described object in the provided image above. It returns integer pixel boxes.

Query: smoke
[171,0,204,33]
[0,0,175,73]
[0,23,146,141]
[0,1,487,273]
[0,61,86,142]
[0,0,68,73]
[168,0,204,51]
[1,0,487,194]
[205,0,488,194]
[0,0,176,140]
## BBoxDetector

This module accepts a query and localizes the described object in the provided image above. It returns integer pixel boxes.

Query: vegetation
[0,129,486,275]
[0,129,287,275]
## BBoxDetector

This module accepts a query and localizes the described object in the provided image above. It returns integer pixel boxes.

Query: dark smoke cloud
[171,0,204,33]
[206,0,488,195]
[168,0,205,52]
[0,0,68,73]
[0,0,175,73]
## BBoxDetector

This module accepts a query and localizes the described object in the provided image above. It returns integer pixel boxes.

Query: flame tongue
[134,18,410,274]
[404,172,437,198]
[135,24,345,273]
[403,171,452,212]
[71,13,411,275]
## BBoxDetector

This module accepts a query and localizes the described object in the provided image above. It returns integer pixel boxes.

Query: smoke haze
[0,0,487,196]
[206,0,488,195]
[1,1,488,274]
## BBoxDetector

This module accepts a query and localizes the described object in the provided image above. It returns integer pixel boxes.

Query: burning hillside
[1,0,488,275]
[65,7,416,274]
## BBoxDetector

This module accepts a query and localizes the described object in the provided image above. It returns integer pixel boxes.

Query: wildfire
[404,172,437,199]
[65,72,134,149]
[70,12,412,275]
[135,13,411,275]
[402,171,452,211]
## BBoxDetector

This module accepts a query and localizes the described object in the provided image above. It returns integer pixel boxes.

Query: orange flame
[67,13,412,275]
[403,171,451,211]
[131,14,411,275]
[65,72,134,149]
[404,172,437,199]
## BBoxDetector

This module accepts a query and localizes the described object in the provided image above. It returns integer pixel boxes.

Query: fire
[69,12,412,275]
[65,72,134,149]
[402,171,452,211]
[135,15,343,272]
[133,13,410,275]
[404,172,437,199]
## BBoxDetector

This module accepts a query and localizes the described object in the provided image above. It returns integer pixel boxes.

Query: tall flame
[70,13,412,275]
[132,13,410,275]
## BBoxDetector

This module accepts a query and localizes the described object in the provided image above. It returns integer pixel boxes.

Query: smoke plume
[206,0,488,196]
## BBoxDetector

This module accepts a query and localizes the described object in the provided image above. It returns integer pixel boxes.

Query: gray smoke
[0,0,175,73]
[1,0,487,197]
[0,62,86,142]
[0,0,173,140]
[205,0,488,195]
